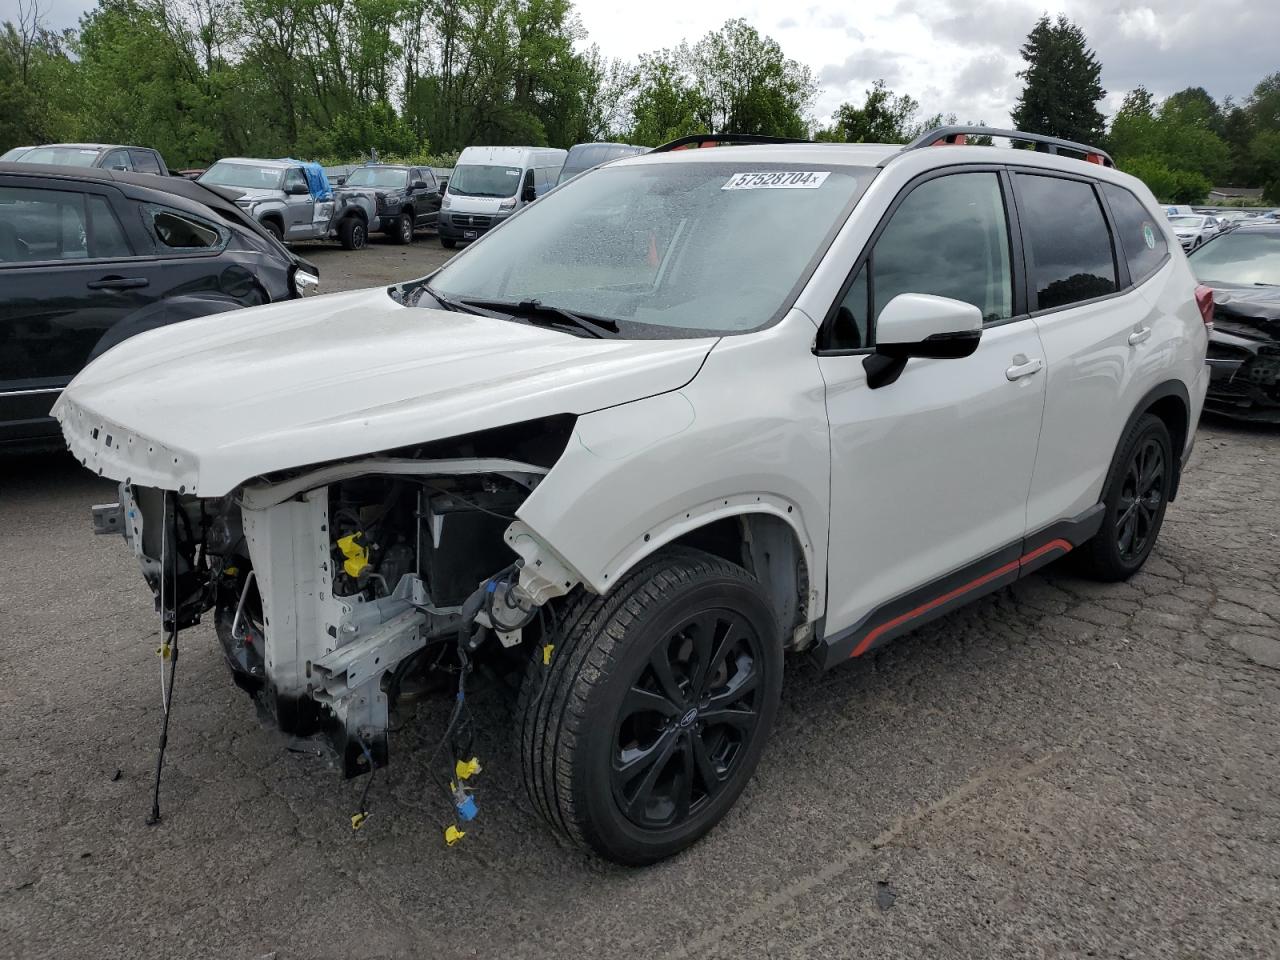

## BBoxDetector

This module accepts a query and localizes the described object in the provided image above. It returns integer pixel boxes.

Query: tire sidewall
[575,573,782,864]
[1097,415,1173,576]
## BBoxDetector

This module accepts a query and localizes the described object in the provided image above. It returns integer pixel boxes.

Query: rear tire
[516,548,782,865]
[338,218,367,251]
[440,237,457,249]
[1077,413,1174,581]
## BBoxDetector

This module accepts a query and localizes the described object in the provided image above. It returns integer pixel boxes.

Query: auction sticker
[722,171,830,190]
[1142,223,1157,249]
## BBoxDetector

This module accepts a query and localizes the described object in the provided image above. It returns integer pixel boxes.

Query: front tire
[390,212,413,244]
[1077,413,1174,581]
[262,219,284,242]
[517,549,782,865]
[440,236,457,249]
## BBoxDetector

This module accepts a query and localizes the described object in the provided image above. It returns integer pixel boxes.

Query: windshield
[448,164,522,198]
[1190,231,1280,286]
[200,162,285,190]
[426,161,870,336]
[1,147,32,161]
[1169,216,1206,228]
[344,167,408,188]
[18,146,102,167]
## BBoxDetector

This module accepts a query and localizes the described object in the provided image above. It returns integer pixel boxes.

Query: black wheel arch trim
[1119,379,1192,502]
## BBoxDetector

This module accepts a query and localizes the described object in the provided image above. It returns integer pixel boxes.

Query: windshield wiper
[420,284,509,318]
[456,298,620,338]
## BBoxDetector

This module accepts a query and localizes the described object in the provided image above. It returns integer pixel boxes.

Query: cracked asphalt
[2,240,1278,959]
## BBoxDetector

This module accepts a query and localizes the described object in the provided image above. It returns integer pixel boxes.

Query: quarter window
[1016,175,1118,310]
[146,204,228,251]
[129,149,162,175]
[831,171,1012,348]
[1100,183,1168,284]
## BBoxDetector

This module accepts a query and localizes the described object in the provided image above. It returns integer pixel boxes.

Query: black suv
[335,164,445,243]
[14,143,171,176]
[0,162,317,450]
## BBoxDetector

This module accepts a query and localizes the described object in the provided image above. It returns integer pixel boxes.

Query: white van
[438,145,567,248]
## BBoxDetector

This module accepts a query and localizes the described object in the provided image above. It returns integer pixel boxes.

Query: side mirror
[438,178,448,193]
[522,183,537,202]
[333,175,347,186]
[413,180,429,190]
[287,181,310,196]
[864,293,983,388]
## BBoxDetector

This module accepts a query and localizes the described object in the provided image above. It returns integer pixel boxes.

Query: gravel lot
[2,238,1278,959]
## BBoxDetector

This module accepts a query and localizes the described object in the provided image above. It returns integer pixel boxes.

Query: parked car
[0,161,317,450]
[1188,222,1280,421]
[198,158,373,250]
[556,142,648,186]
[14,143,170,176]
[1168,214,1221,251]
[438,145,567,247]
[335,164,445,244]
[1161,204,1194,216]
[55,127,1207,865]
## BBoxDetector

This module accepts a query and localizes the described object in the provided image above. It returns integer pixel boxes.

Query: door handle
[87,276,150,290]
[1005,356,1044,381]
[1128,326,1152,346]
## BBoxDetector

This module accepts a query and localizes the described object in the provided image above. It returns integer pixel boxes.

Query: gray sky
[16,0,1280,125]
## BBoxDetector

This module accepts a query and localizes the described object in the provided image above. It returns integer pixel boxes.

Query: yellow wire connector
[455,757,482,781]
[156,642,172,659]
[351,811,369,831]
[542,643,554,666]
[336,532,370,578]
[444,824,466,846]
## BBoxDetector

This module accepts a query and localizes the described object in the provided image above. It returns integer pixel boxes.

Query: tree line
[2,1,1278,202]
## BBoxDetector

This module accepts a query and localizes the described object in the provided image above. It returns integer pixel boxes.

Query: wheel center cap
[679,707,698,728]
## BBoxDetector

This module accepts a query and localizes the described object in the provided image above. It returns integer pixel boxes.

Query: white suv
[57,128,1210,864]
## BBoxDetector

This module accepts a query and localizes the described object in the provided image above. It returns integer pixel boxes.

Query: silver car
[1168,214,1221,252]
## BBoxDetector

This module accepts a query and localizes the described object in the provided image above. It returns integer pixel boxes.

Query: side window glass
[830,264,869,349]
[129,150,162,175]
[870,172,1013,333]
[1015,174,1118,310]
[283,169,307,194]
[103,150,132,171]
[0,186,90,261]
[146,204,228,252]
[87,195,132,258]
[1100,182,1169,285]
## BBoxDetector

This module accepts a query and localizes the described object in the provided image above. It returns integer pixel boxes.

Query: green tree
[827,80,920,143]
[1011,14,1106,144]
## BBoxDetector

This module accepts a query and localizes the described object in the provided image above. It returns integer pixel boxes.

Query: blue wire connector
[456,794,478,822]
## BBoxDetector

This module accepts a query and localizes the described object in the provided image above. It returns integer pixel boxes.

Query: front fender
[515,310,832,620]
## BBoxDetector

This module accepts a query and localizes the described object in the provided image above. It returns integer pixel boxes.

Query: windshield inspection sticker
[722,171,830,190]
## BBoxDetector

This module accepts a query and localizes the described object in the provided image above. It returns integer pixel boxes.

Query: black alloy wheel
[1116,434,1166,564]
[611,609,764,830]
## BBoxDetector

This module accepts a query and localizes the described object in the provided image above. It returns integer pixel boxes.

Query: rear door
[1017,172,1165,534]
[0,178,141,441]
[129,149,164,176]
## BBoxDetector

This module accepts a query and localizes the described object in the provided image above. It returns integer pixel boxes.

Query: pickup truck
[198,158,377,250]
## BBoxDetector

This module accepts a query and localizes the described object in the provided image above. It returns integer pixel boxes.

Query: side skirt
[813,504,1105,669]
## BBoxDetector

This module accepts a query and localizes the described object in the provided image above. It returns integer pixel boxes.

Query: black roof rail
[650,133,813,153]
[901,126,1115,168]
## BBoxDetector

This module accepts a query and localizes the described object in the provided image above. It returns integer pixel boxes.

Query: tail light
[1194,284,1214,331]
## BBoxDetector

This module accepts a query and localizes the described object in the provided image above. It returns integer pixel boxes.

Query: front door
[816,169,1047,656]
[281,167,314,238]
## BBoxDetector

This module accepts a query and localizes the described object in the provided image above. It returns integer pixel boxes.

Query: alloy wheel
[1116,436,1165,562]
[611,610,763,830]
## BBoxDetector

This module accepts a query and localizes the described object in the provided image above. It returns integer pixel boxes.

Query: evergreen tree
[1011,15,1106,145]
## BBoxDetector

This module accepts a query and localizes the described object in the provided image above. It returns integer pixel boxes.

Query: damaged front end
[1206,289,1280,422]
[94,417,579,777]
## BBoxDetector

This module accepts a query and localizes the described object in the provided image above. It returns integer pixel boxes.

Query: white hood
[54,287,716,496]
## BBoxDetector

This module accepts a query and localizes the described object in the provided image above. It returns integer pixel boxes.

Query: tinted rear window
[1016,174,1118,310]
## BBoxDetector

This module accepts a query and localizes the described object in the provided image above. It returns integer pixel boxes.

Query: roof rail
[650,133,813,153]
[901,126,1115,168]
